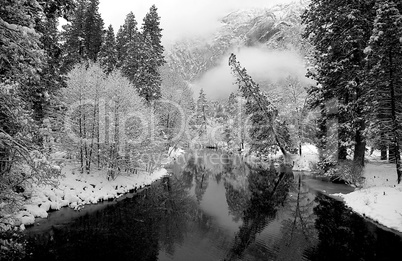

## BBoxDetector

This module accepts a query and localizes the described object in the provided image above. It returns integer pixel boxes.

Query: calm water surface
[24,150,402,261]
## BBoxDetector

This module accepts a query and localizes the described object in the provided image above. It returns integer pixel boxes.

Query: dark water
[24,150,402,261]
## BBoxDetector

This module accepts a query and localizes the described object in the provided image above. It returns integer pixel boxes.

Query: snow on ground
[250,144,402,232]
[333,155,402,232]
[261,143,319,171]
[168,146,185,159]
[13,148,187,228]
[160,146,185,165]
[274,144,402,233]
[15,147,186,228]
[291,144,319,171]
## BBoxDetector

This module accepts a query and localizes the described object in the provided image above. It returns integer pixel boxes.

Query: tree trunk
[203,105,207,132]
[298,115,302,156]
[338,146,347,160]
[228,53,289,157]
[380,134,387,160]
[104,101,109,168]
[317,104,327,161]
[79,108,84,174]
[353,127,366,166]
[114,100,120,176]
[96,98,100,169]
[338,92,349,161]
[83,111,89,174]
[353,77,366,166]
[88,100,97,174]
[389,145,396,163]
[338,124,348,160]
[388,51,401,183]
[380,148,387,160]
[394,144,402,184]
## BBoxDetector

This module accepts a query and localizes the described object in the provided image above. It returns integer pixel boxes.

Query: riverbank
[334,160,402,233]
[10,147,185,230]
[284,144,402,233]
[20,149,402,261]
[14,165,167,229]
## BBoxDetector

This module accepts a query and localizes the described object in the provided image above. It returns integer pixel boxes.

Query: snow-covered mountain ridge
[165,1,309,82]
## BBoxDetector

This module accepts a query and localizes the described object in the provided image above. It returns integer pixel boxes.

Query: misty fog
[192,46,314,100]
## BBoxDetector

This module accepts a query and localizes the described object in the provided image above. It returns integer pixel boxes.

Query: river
[24,150,402,260]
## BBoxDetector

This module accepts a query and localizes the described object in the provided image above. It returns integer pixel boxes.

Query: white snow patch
[166,147,185,161]
[333,155,402,232]
[15,211,35,226]
[364,46,372,54]
[291,144,319,171]
[24,205,48,219]
[14,163,169,226]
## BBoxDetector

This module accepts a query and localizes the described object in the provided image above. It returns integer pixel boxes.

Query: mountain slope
[165,1,310,83]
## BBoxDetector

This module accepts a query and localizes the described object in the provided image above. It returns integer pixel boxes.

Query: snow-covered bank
[14,165,167,228]
[334,160,402,232]
[284,144,402,233]
[13,147,185,229]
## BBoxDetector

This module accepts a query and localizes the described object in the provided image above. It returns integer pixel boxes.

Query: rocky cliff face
[165,1,310,83]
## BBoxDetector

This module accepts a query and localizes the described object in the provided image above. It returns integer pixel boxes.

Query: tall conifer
[142,5,165,67]
[84,0,104,61]
[61,0,87,73]
[302,0,376,166]
[116,12,139,68]
[99,25,117,74]
[365,0,402,183]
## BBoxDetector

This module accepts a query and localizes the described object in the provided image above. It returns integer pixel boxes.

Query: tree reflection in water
[181,153,210,203]
[25,176,206,261]
[223,163,294,261]
[273,174,318,260]
[194,166,209,203]
[305,193,402,261]
[24,151,402,261]
[181,155,196,189]
[224,181,249,223]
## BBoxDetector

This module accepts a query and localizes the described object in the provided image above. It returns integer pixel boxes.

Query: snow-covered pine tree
[0,1,45,82]
[84,0,104,62]
[1,0,74,144]
[302,0,376,166]
[118,12,158,101]
[224,93,238,150]
[224,92,247,151]
[118,8,166,102]
[228,53,289,157]
[61,0,103,69]
[196,89,209,137]
[365,0,402,183]
[31,16,68,150]
[98,25,118,74]
[227,92,238,116]
[61,0,87,73]
[8,13,60,126]
[131,32,162,102]
[132,5,166,102]
[0,0,75,227]
[142,5,165,68]
[116,12,139,68]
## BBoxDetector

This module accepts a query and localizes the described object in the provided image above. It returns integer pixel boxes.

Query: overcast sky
[99,0,295,44]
